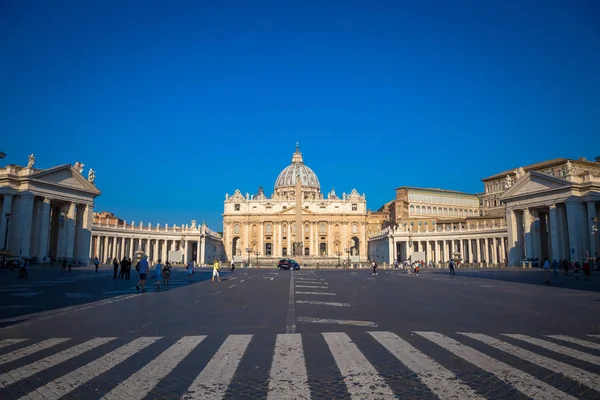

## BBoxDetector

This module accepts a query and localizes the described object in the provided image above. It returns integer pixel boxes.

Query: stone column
[161,239,167,263]
[102,236,108,263]
[505,209,519,265]
[499,237,506,264]
[522,208,533,259]
[548,205,560,261]
[37,198,51,261]
[201,236,206,265]
[17,194,35,258]
[566,201,583,261]
[468,239,474,263]
[491,238,498,264]
[94,235,100,259]
[0,194,13,250]
[388,235,394,264]
[476,238,481,263]
[64,203,76,258]
[196,240,201,264]
[587,201,597,259]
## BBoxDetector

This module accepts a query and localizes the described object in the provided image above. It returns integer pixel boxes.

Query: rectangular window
[352,204,357,211]
[234,204,240,211]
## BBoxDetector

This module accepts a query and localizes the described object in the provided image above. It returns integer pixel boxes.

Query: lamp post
[345,247,351,266]
[3,213,11,252]
[336,251,341,268]
[254,250,260,268]
[592,216,599,271]
[245,247,251,267]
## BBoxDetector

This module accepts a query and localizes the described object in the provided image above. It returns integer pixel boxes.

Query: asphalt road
[0,264,599,399]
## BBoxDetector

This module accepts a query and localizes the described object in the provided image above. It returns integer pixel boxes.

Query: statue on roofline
[74,161,84,174]
[26,153,35,168]
[87,168,96,183]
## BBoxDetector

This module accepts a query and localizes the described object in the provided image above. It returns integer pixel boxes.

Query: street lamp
[592,216,599,271]
[336,251,341,268]
[3,213,12,251]
[254,250,260,268]
[345,247,351,266]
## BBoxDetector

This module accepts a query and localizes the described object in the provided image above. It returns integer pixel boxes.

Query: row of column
[507,200,598,264]
[0,193,93,262]
[394,236,506,264]
[91,236,207,265]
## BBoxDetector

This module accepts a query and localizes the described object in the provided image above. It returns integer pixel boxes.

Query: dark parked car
[278,258,300,270]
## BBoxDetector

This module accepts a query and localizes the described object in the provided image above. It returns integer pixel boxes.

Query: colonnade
[394,236,507,264]
[0,193,93,262]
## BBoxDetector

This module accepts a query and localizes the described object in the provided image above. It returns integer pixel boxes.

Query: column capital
[549,204,557,210]
[43,197,51,204]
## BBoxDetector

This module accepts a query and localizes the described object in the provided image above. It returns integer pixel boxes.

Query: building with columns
[90,212,224,265]
[369,156,600,266]
[0,155,99,263]
[222,145,369,264]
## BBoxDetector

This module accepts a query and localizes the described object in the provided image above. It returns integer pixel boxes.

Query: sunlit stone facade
[222,146,369,264]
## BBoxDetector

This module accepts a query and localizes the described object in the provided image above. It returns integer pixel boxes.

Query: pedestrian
[371,259,377,276]
[231,259,235,272]
[126,257,132,279]
[583,258,591,281]
[112,257,119,279]
[62,258,67,272]
[212,258,221,282]
[552,259,558,276]
[543,258,550,284]
[19,258,28,279]
[119,257,127,279]
[155,259,163,289]
[94,256,100,272]
[136,256,149,292]
[68,258,72,272]
[574,260,581,280]
[449,259,456,275]
[163,262,171,285]
[187,259,194,276]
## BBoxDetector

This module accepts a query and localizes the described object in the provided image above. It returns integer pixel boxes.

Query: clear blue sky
[2,1,599,230]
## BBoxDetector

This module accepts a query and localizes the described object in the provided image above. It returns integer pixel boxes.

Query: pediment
[500,171,571,200]
[29,165,101,195]
[276,206,314,215]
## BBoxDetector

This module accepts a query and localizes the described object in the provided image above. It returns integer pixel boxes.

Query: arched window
[282,224,287,234]
[416,205,421,214]
[266,224,272,234]
[305,225,309,233]
[234,224,239,234]
[433,207,437,215]
[410,205,415,214]
[282,247,287,256]
[443,208,448,216]
[427,206,432,214]
[352,224,358,233]
[320,223,326,233]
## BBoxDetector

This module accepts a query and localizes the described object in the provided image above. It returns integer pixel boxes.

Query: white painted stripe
[504,334,600,365]
[295,291,336,296]
[295,279,325,283]
[23,337,161,400]
[548,335,600,351]
[182,334,252,400]
[104,336,204,400]
[416,332,575,400]
[0,338,70,366]
[322,332,396,400]
[297,317,378,327]
[588,335,600,338]
[0,339,27,349]
[459,332,600,393]
[296,285,328,289]
[287,270,296,334]
[0,337,115,388]
[267,334,310,400]
[369,331,484,400]
[296,300,350,307]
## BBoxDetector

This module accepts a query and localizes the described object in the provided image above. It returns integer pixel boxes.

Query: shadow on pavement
[0,267,218,325]
[428,268,600,293]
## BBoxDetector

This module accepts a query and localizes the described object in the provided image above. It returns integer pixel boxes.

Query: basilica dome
[274,146,321,191]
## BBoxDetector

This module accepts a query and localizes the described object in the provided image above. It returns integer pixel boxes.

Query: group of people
[134,256,173,292]
[543,258,593,283]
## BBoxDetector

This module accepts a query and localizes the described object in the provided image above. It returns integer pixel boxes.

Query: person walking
[119,257,128,279]
[94,256,100,272]
[187,260,194,276]
[583,258,591,281]
[371,259,378,276]
[231,259,235,272]
[155,259,163,289]
[552,259,559,276]
[449,259,456,276]
[136,256,149,292]
[543,258,550,284]
[112,258,119,279]
[212,258,221,282]
[126,257,132,279]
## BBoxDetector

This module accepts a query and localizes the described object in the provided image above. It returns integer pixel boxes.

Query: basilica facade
[222,146,369,264]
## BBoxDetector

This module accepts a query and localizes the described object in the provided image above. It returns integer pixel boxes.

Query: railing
[92,222,222,238]
[370,223,507,239]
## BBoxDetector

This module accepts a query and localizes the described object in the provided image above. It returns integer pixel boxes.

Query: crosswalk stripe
[295,291,336,296]
[0,339,28,349]
[267,334,310,400]
[21,337,161,400]
[182,334,252,400]
[369,331,484,400]
[0,338,71,366]
[322,332,396,400]
[104,336,205,400]
[504,334,600,365]
[459,332,600,393]
[547,335,600,351]
[0,337,115,389]
[295,285,328,289]
[416,332,575,400]
[296,300,350,307]
[588,335,600,338]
